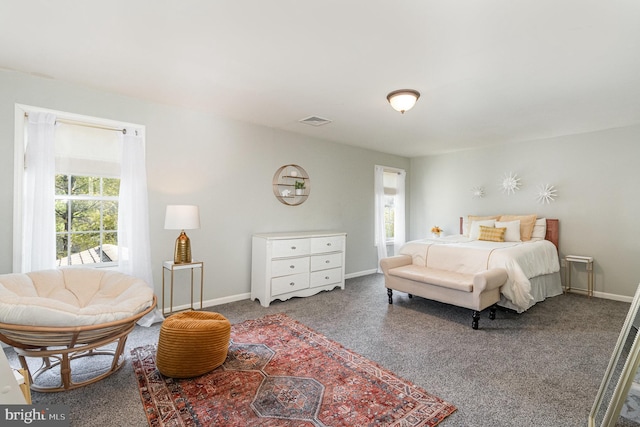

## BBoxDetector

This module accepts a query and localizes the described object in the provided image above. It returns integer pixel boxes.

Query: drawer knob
[291,246,297,250]
[325,260,330,264]
[325,276,330,280]
[326,243,332,246]
[290,265,295,269]
[289,282,295,286]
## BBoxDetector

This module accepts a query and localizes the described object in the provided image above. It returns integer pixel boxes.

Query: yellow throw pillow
[478,225,506,242]
[499,214,537,241]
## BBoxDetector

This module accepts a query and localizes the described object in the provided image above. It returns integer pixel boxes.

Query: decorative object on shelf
[164,205,200,264]
[387,89,420,114]
[272,164,310,206]
[431,226,442,238]
[500,172,521,195]
[536,183,557,204]
[294,180,306,195]
[471,186,485,198]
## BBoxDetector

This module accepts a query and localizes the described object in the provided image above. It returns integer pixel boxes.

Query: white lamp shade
[387,89,420,113]
[164,205,200,230]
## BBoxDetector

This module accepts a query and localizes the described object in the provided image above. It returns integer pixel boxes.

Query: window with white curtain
[13,105,144,272]
[374,165,406,271]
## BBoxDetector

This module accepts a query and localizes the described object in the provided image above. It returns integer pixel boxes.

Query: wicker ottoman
[156,311,231,378]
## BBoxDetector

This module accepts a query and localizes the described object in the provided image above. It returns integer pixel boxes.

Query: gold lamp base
[174,230,192,264]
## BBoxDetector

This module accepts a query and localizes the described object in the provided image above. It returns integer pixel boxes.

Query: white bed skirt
[498,271,563,312]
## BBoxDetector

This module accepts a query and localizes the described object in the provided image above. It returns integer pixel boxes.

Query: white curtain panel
[118,129,164,326]
[22,112,57,272]
[374,165,388,273]
[393,169,406,255]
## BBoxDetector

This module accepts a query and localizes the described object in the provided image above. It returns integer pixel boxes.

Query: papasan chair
[0,268,156,392]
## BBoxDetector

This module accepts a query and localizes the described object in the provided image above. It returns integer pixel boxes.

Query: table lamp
[164,205,200,264]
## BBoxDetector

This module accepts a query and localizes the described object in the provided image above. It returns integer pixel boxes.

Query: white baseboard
[164,269,378,312]
[345,269,378,279]
[593,290,633,303]
[164,292,252,313]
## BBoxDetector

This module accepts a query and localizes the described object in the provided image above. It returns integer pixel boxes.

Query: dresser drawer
[272,239,311,258]
[271,257,310,278]
[310,253,342,272]
[310,267,343,288]
[272,273,309,296]
[310,236,344,254]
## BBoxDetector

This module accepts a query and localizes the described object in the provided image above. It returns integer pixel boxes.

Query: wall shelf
[272,164,310,206]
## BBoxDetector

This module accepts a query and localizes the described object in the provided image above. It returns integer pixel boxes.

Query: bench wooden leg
[387,288,393,304]
[472,310,480,330]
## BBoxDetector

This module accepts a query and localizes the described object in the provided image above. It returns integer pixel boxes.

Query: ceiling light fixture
[387,89,420,114]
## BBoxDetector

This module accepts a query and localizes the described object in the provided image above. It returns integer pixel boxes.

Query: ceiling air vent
[299,116,332,127]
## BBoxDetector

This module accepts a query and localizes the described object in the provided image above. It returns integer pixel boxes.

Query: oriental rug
[131,313,456,426]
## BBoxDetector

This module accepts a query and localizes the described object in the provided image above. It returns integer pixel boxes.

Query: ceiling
[2,1,640,157]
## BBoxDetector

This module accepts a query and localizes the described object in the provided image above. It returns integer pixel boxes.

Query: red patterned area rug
[131,313,456,426]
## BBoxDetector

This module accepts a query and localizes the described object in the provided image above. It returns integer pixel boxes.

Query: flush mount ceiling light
[387,89,420,114]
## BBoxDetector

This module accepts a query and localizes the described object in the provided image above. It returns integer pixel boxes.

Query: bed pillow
[499,214,537,241]
[495,220,521,242]
[478,225,506,242]
[530,218,547,240]
[469,219,496,240]
[465,215,501,236]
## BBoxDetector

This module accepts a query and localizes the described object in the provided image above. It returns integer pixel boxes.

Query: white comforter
[398,235,560,312]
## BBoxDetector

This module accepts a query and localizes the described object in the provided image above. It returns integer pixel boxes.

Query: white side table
[162,261,204,316]
[565,255,594,298]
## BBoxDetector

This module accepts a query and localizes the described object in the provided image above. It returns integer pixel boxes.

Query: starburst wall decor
[471,186,485,198]
[500,172,521,195]
[536,184,557,204]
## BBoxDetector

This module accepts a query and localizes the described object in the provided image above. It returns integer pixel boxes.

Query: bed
[391,215,562,313]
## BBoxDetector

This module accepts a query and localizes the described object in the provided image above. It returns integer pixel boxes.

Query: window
[383,171,398,242]
[55,175,120,266]
[13,105,141,272]
[53,122,122,266]
[374,166,405,266]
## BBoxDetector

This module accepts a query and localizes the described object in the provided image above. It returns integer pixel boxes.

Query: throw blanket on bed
[398,235,560,312]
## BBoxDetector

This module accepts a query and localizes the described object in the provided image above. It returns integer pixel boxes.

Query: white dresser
[251,231,346,307]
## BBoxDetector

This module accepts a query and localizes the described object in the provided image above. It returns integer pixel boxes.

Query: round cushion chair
[0,268,156,392]
[156,311,231,378]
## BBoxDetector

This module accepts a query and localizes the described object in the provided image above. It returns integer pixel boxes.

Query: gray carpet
[3,273,630,426]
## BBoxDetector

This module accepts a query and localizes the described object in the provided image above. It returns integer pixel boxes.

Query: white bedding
[398,235,561,312]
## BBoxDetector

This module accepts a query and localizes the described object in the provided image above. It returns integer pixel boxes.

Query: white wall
[0,70,409,308]
[410,127,640,299]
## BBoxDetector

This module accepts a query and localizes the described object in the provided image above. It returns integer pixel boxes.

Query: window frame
[13,104,143,272]
[54,175,120,267]
[382,169,401,245]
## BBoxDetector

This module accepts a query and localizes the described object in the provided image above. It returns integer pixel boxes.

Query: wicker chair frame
[0,296,156,392]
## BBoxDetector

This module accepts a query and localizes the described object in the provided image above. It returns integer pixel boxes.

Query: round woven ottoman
[156,311,231,378]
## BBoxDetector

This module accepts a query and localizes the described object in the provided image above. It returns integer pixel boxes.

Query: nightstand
[161,261,204,316]
[564,255,594,298]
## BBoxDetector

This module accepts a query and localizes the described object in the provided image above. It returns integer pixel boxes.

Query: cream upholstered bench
[0,268,156,392]
[380,255,508,329]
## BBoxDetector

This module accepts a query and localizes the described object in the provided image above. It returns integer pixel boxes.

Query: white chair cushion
[0,269,155,327]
